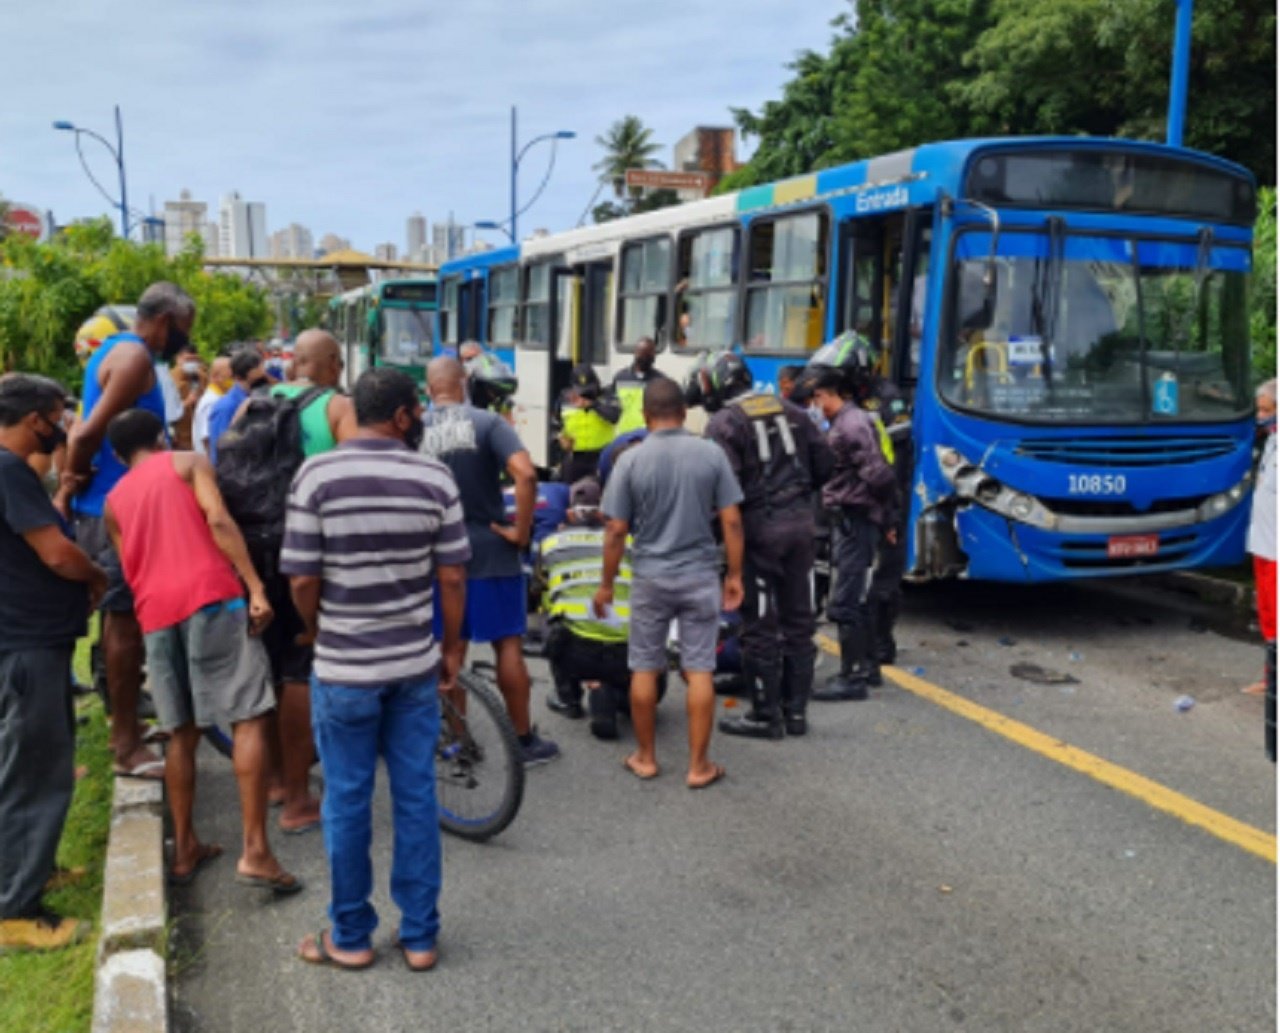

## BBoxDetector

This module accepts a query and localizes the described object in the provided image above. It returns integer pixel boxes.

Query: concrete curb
[1160,570,1255,613]
[92,777,168,1033]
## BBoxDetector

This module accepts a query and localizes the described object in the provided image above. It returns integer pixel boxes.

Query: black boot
[875,597,899,665]
[587,685,619,740]
[866,604,883,687]
[780,652,814,736]
[545,664,584,720]
[813,623,869,701]
[720,658,784,739]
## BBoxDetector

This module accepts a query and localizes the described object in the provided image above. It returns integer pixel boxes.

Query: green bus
[327,277,438,388]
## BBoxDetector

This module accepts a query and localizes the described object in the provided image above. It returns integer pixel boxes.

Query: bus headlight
[1196,470,1253,522]
[935,446,1057,529]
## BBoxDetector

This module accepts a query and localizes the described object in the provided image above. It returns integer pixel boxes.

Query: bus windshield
[380,306,436,362]
[940,230,1251,424]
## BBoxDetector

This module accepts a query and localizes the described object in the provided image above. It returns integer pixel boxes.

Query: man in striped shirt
[281,368,468,973]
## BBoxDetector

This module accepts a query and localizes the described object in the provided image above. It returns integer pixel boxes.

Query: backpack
[215,386,328,553]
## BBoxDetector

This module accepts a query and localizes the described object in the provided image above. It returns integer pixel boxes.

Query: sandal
[298,929,375,970]
[169,844,224,887]
[113,757,165,781]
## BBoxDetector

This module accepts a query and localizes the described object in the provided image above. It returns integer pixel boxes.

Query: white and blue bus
[441,136,1257,583]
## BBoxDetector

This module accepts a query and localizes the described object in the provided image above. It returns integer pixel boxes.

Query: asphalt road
[170,578,1276,1033]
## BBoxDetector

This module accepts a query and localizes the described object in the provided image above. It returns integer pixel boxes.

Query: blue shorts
[433,574,527,644]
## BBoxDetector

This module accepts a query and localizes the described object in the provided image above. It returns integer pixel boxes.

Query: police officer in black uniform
[792,334,901,700]
[690,351,832,738]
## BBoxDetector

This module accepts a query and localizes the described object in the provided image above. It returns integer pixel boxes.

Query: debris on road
[1174,695,1197,712]
[997,636,1017,647]
[1010,663,1079,686]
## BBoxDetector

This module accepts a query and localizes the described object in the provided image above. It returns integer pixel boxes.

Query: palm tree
[593,116,664,201]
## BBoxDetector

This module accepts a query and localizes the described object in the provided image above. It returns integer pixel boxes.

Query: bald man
[241,328,355,833]
[421,357,560,766]
[193,357,232,457]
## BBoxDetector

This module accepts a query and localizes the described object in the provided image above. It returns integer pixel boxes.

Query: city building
[406,213,426,259]
[318,233,351,256]
[375,242,398,262]
[431,219,465,263]
[218,191,268,258]
[140,217,165,246]
[162,189,207,256]
[674,126,739,180]
[269,223,315,260]
[203,221,220,256]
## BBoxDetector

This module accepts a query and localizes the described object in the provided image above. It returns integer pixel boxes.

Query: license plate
[1107,534,1159,559]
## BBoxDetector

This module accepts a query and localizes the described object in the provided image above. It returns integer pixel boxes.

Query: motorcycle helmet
[74,305,136,366]
[465,352,518,412]
[684,349,752,413]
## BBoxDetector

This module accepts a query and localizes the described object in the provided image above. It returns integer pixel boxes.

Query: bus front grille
[1015,437,1237,467]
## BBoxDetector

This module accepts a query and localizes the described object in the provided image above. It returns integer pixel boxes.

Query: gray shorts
[629,574,721,674]
[144,599,275,731]
[74,514,133,613]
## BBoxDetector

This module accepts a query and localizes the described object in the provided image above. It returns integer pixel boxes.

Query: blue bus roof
[439,245,520,279]
[732,136,1256,215]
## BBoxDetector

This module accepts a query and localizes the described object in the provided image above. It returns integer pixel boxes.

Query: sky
[1,1,842,254]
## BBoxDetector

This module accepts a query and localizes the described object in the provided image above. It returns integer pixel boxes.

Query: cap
[569,477,602,509]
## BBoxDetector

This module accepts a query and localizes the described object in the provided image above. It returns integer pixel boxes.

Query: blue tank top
[73,333,168,517]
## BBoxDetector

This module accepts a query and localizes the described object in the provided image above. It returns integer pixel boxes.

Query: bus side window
[743,210,828,354]
[521,262,552,348]
[674,225,739,351]
[617,237,670,348]
[488,266,519,350]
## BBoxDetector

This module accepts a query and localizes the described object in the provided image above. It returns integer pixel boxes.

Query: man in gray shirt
[596,378,744,789]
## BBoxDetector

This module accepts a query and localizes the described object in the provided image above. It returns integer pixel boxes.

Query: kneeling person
[104,409,298,892]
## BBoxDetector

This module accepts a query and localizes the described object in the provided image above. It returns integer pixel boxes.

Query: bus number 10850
[1068,474,1128,495]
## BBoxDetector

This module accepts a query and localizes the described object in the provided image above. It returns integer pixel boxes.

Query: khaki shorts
[144,599,275,731]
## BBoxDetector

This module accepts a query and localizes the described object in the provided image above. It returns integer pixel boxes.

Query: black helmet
[684,350,752,413]
[466,352,518,411]
[794,331,878,403]
[570,363,601,400]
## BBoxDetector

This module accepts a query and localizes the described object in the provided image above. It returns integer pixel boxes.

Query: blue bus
[438,246,522,369]
[450,137,1258,583]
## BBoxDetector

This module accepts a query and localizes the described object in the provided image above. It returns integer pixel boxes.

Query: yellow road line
[816,633,1277,864]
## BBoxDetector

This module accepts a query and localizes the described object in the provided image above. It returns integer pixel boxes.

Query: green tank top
[271,383,336,457]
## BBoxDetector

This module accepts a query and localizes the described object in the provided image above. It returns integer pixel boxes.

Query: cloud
[0,1,840,249]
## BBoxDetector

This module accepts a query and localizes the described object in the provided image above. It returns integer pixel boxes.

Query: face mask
[403,414,425,452]
[1258,414,1276,432]
[35,418,66,455]
[635,354,654,373]
[163,324,190,362]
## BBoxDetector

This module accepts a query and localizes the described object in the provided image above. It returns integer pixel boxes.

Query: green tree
[961,0,1276,182]
[0,221,271,389]
[593,115,664,201]
[1251,187,1276,385]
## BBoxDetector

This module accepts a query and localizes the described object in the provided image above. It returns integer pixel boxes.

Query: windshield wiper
[1030,216,1066,389]
[1174,227,1214,376]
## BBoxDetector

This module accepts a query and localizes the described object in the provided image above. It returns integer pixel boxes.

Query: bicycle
[201,665,525,842]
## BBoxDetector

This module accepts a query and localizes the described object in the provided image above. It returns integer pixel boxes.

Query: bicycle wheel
[436,669,524,841]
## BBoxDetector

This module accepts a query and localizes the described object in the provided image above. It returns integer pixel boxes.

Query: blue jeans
[311,674,442,952]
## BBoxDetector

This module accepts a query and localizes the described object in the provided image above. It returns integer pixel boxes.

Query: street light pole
[511,105,518,247]
[487,106,574,244]
[114,105,129,239]
[52,106,131,238]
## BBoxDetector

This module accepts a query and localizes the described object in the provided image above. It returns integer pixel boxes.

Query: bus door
[456,278,485,345]
[837,207,933,550]
[546,266,580,472]
[576,259,614,371]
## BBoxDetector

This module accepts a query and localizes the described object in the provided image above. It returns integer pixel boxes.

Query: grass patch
[0,632,114,1033]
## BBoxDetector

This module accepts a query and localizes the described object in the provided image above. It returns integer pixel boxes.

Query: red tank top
[107,453,244,634]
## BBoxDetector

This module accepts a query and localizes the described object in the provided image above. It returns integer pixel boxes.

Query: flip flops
[298,929,375,971]
[114,758,165,781]
[169,844,224,887]
[688,764,727,791]
[235,869,304,896]
[622,755,659,781]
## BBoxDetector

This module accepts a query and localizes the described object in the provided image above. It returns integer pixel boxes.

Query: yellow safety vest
[562,406,616,453]
[615,383,646,435]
